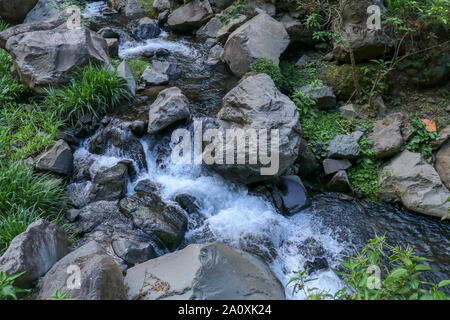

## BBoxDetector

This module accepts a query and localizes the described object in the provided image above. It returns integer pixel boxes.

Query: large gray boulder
[196,16,221,39]
[379,150,450,219]
[436,140,450,190]
[167,0,213,32]
[147,87,190,134]
[141,61,181,86]
[213,73,301,184]
[119,191,188,250]
[326,135,360,159]
[133,17,161,40]
[38,241,126,300]
[35,139,73,176]
[89,163,129,202]
[216,14,247,44]
[6,27,109,91]
[125,242,285,300]
[24,0,62,23]
[0,220,67,288]
[369,112,405,159]
[0,0,38,23]
[222,13,290,77]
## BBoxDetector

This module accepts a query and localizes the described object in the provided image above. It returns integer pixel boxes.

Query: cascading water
[68,4,450,299]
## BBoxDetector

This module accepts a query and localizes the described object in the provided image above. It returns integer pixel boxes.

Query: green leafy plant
[288,235,450,300]
[0,19,8,32]
[292,90,317,117]
[0,271,30,300]
[219,0,248,26]
[406,119,439,159]
[43,63,133,123]
[50,289,77,300]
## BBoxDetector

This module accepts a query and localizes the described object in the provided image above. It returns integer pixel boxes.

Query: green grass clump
[127,58,150,80]
[43,63,132,123]
[0,19,8,32]
[250,58,294,94]
[0,50,28,105]
[0,161,68,253]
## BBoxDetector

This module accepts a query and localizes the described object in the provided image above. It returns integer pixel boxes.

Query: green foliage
[443,197,450,221]
[0,19,8,32]
[292,90,317,117]
[406,119,439,159]
[50,289,77,300]
[359,59,390,107]
[288,235,450,300]
[300,110,351,160]
[312,31,346,45]
[347,136,382,201]
[0,161,68,252]
[385,0,449,27]
[250,58,294,93]
[43,63,132,124]
[0,271,30,300]
[126,58,150,80]
[0,50,28,105]
[219,0,248,26]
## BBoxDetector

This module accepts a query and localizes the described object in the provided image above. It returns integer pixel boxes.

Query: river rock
[89,163,129,202]
[206,44,223,65]
[97,27,134,44]
[196,16,221,39]
[153,0,174,11]
[213,73,301,184]
[296,138,318,178]
[125,242,285,300]
[89,120,147,170]
[38,241,126,300]
[323,158,352,175]
[35,139,73,176]
[222,13,290,77]
[141,60,182,86]
[298,84,336,110]
[327,170,351,192]
[5,27,109,91]
[436,140,450,190]
[24,0,62,23]
[326,135,360,159]
[174,193,200,214]
[369,112,404,159]
[277,175,310,215]
[167,0,213,32]
[117,60,136,97]
[112,239,157,265]
[0,0,38,23]
[119,191,188,250]
[0,220,67,289]
[116,0,145,19]
[281,12,316,47]
[148,87,190,134]
[216,14,247,44]
[379,150,450,218]
[209,0,234,12]
[133,17,161,40]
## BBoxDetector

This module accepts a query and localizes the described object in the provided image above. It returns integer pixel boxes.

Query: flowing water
[70,3,450,299]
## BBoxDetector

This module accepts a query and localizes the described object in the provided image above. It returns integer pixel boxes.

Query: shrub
[288,235,450,300]
[0,271,29,300]
[406,118,439,159]
[43,63,132,123]
[250,58,294,94]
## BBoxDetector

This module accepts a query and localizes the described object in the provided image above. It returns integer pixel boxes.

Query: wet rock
[117,60,136,97]
[141,60,182,85]
[158,10,170,25]
[369,112,405,159]
[222,13,290,77]
[436,140,450,190]
[380,150,450,219]
[134,179,160,194]
[206,44,223,65]
[89,163,129,202]
[332,0,395,62]
[216,14,247,44]
[276,176,310,215]
[305,257,329,274]
[326,135,360,159]
[204,37,218,49]
[297,237,326,259]
[5,27,109,91]
[327,170,352,192]
[125,242,285,300]
[35,139,73,176]
[133,17,161,40]
[118,0,145,19]
[298,84,336,110]
[296,138,318,178]
[129,120,148,138]
[174,193,200,214]
[167,0,213,32]
[213,73,301,184]
[0,0,38,23]
[38,241,126,300]
[112,239,157,265]
[97,27,134,44]
[0,220,67,289]
[196,16,221,39]
[148,87,190,134]
[323,159,352,175]
[119,192,188,250]
[105,38,119,57]
[339,104,362,118]
[88,120,147,170]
